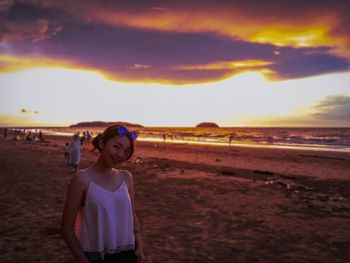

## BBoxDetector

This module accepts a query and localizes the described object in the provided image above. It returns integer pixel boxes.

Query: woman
[61,125,145,263]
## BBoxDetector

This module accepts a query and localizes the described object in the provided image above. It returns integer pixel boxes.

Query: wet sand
[0,136,350,263]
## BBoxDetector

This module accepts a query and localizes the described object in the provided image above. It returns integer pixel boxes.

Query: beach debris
[254,170,274,176]
[316,194,329,202]
[298,154,346,161]
[283,175,296,180]
[135,157,142,164]
[153,164,158,168]
[295,185,313,191]
[265,176,280,181]
[260,176,350,215]
[275,180,287,188]
[300,192,350,215]
[330,194,345,202]
[262,176,314,192]
[264,178,279,185]
[221,170,235,176]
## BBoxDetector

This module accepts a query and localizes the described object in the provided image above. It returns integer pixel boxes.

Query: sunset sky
[1,0,350,127]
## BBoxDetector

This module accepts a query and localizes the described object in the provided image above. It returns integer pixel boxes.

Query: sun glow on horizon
[1,67,350,127]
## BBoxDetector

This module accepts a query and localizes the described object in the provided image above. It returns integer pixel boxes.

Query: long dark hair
[92,125,135,161]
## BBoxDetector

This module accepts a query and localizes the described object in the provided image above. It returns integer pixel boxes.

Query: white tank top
[74,170,135,255]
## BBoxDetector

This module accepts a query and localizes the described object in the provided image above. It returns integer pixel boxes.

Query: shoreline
[138,138,350,153]
[4,127,350,153]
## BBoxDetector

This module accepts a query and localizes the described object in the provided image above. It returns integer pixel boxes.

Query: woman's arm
[122,170,146,261]
[61,172,89,263]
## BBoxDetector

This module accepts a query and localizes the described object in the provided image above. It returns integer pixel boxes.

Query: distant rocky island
[69,121,144,128]
[196,122,220,128]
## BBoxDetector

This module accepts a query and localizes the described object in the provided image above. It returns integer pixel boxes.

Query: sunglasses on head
[113,125,138,141]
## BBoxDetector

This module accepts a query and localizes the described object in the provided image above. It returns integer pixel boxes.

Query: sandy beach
[0,135,350,263]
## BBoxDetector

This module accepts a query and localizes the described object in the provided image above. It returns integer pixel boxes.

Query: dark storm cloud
[0,1,62,43]
[312,95,350,121]
[269,52,350,80]
[0,0,14,12]
[244,95,350,127]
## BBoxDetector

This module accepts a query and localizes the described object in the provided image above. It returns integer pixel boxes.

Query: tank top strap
[117,170,130,191]
[81,169,91,183]
[114,170,127,191]
[116,169,124,182]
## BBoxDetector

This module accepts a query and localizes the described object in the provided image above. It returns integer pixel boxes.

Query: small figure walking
[228,133,236,147]
[3,128,8,139]
[39,130,43,141]
[64,142,70,165]
[69,134,81,173]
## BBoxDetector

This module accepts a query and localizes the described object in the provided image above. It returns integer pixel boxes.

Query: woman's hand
[135,246,146,262]
[79,258,90,263]
[134,232,146,262]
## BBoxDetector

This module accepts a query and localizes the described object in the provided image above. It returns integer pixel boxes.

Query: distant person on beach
[68,134,81,172]
[86,131,91,144]
[61,125,145,263]
[39,130,43,141]
[81,132,87,147]
[228,133,236,147]
[25,131,33,141]
[13,130,20,141]
[64,142,70,165]
[3,128,8,139]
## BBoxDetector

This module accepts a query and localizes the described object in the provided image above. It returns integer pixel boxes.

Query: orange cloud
[0,55,233,85]
[130,64,152,70]
[0,113,64,127]
[0,55,112,80]
[176,60,273,70]
[0,55,74,73]
[69,4,348,56]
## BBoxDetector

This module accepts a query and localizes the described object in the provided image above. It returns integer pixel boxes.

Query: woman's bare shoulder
[118,169,133,186]
[71,170,90,190]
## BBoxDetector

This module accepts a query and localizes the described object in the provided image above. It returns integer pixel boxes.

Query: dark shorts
[85,250,137,263]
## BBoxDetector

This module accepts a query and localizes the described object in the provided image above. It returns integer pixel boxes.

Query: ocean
[7,126,350,153]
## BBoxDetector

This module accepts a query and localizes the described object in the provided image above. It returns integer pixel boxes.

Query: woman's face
[100,136,132,166]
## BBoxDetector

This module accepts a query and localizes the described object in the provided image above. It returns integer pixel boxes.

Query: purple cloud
[0,1,349,83]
